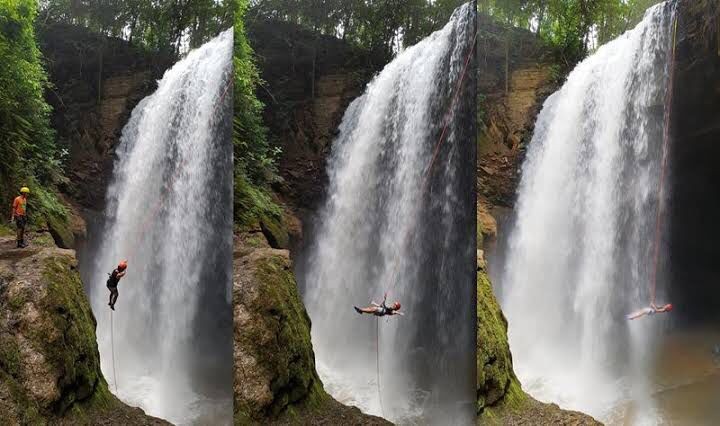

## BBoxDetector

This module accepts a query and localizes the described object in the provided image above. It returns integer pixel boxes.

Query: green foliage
[0,0,69,233]
[480,0,663,64]
[234,0,281,227]
[0,0,59,187]
[39,0,235,55]
[249,0,467,60]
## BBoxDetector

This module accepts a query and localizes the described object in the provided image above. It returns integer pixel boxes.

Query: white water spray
[87,29,234,425]
[498,3,675,422]
[302,4,476,424]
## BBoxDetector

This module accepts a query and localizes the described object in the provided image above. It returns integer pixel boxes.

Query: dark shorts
[14,215,26,229]
[373,307,389,317]
[107,281,118,291]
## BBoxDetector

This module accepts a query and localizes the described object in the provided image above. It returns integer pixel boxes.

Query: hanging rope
[374,27,478,418]
[110,310,118,393]
[649,15,679,305]
[376,318,385,416]
[105,73,233,392]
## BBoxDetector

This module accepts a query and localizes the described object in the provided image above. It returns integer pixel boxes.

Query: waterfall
[300,3,476,424]
[498,3,675,422]
[86,29,233,425]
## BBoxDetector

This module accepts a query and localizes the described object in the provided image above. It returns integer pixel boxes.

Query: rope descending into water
[376,318,385,416]
[110,310,118,393]
[374,27,478,419]
[649,14,679,306]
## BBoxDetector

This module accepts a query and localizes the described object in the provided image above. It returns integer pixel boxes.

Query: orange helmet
[665,303,673,311]
[118,260,128,271]
[392,302,401,310]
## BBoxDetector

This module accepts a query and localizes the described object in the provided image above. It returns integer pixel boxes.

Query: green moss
[260,214,289,249]
[234,175,283,229]
[0,334,22,377]
[37,254,105,415]
[235,253,327,421]
[30,232,56,248]
[477,266,527,421]
[46,213,74,249]
[7,290,27,312]
[0,224,14,237]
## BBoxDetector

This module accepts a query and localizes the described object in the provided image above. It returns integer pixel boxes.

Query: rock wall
[0,233,167,425]
[477,14,558,212]
[39,23,173,210]
[667,0,720,322]
[248,19,382,213]
[233,231,391,425]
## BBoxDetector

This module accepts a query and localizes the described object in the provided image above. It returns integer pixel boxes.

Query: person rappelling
[10,187,30,248]
[354,293,404,317]
[107,260,128,310]
[626,302,672,320]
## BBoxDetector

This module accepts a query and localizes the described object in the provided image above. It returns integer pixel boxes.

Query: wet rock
[0,236,168,424]
[233,235,391,425]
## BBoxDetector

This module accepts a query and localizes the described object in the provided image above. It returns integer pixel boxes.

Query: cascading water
[300,3,476,424]
[497,3,676,423]
[85,29,233,425]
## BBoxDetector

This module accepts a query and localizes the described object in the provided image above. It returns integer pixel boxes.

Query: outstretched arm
[117,271,126,279]
[392,311,404,316]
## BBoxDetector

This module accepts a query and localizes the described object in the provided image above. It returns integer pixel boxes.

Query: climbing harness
[110,310,118,393]
[649,14,679,306]
[374,27,478,417]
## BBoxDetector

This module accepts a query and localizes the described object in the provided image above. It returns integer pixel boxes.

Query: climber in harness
[627,302,673,320]
[354,293,404,317]
[107,260,128,311]
[10,187,30,248]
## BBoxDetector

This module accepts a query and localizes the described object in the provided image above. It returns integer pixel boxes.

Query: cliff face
[0,231,167,425]
[477,14,558,211]
[247,19,381,213]
[234,20,389,424]
[668,0,720,322]
[39,23,173,210]
[233,230,391,426]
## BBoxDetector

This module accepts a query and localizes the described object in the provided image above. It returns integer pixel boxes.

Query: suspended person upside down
[354,293,404,317]
[627,302,672,320]
[107,260,128,311]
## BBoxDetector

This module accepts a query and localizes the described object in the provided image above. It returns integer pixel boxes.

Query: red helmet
[665,303,673,311]
[392,302,401,310]
[118,260,128,271]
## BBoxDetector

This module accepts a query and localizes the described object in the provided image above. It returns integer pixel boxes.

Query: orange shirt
[12,196,26,217]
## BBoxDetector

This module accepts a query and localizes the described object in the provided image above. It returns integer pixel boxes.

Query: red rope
[384,30,478,296]
[373,27,477,419]
[649,16,679,305]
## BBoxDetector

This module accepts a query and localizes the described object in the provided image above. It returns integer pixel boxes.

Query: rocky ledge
[233,227,391,425]
[0,231,167,425]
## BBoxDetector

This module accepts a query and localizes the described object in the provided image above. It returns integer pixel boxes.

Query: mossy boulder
[477,262,525,420]
[0,237,168,425]
[233,237,392,425]
[233,247,326,421]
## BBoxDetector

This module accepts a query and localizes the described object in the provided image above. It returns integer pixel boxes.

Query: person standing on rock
[354,293,404,317]
[107,260,128,310]
[10,187,30,248]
